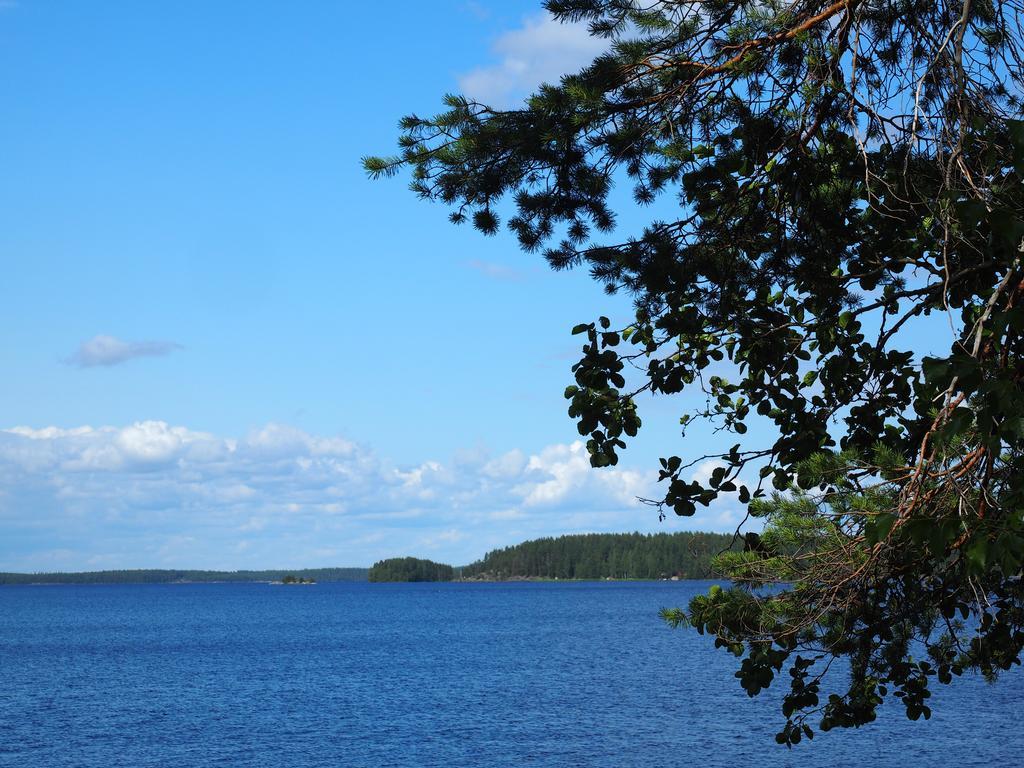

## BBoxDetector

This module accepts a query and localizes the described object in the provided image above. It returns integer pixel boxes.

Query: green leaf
[921,357,949,384]
[966,538,988,572]
[866,513,896,545]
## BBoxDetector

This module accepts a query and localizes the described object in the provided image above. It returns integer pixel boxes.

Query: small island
[368,557,454,582]
[278,574,315,585]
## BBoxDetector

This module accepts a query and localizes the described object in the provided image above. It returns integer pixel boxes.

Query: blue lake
[0,580,1020,767]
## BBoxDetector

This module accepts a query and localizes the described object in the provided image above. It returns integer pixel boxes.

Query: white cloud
[482,449,526,479]
[68,334,182,367]
[688,459,753,531]
[458,12,607,106]
[689,459,726,486]
[519,442,648,508]
[0,421,739,571]
[116,421,210,464]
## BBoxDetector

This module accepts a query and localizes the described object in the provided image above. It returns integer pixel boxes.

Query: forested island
[0,568,368,585]
[368,557,454,582]
[459,532,737,581]
[367,532,738,582]
[279,575,316,584]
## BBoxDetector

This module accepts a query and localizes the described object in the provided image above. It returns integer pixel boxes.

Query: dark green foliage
[461,531,736,580]
[280,574,315,584]
[0,568,367,585]
[369,0,1024,745]
[669,470,1024,743]
[368,557,454,582]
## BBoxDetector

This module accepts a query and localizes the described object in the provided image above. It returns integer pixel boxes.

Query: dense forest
[460,532,737,580]
[0,568,368,585]
[368,557,455,582]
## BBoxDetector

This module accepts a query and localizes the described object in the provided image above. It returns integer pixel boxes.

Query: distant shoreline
[4,531,738,586]
[1,575,712,586]
[0,568,368,586]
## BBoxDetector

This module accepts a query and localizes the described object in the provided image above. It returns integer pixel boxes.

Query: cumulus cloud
[0,420,746,572]
[458,12,607,106]
[68,335,182,368]
[519,442,648,508]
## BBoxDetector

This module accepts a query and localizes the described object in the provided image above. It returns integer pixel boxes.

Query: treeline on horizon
[368,557,454,582]
[460,532,738,580]
[0,567,369,585]
[2,532,740,584]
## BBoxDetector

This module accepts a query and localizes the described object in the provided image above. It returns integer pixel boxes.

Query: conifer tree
[367,0,1024,743]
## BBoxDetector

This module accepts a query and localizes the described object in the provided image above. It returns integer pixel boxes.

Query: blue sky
[0,1,946,571]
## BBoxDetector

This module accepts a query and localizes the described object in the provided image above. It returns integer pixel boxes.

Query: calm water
[0,581,1020,767]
